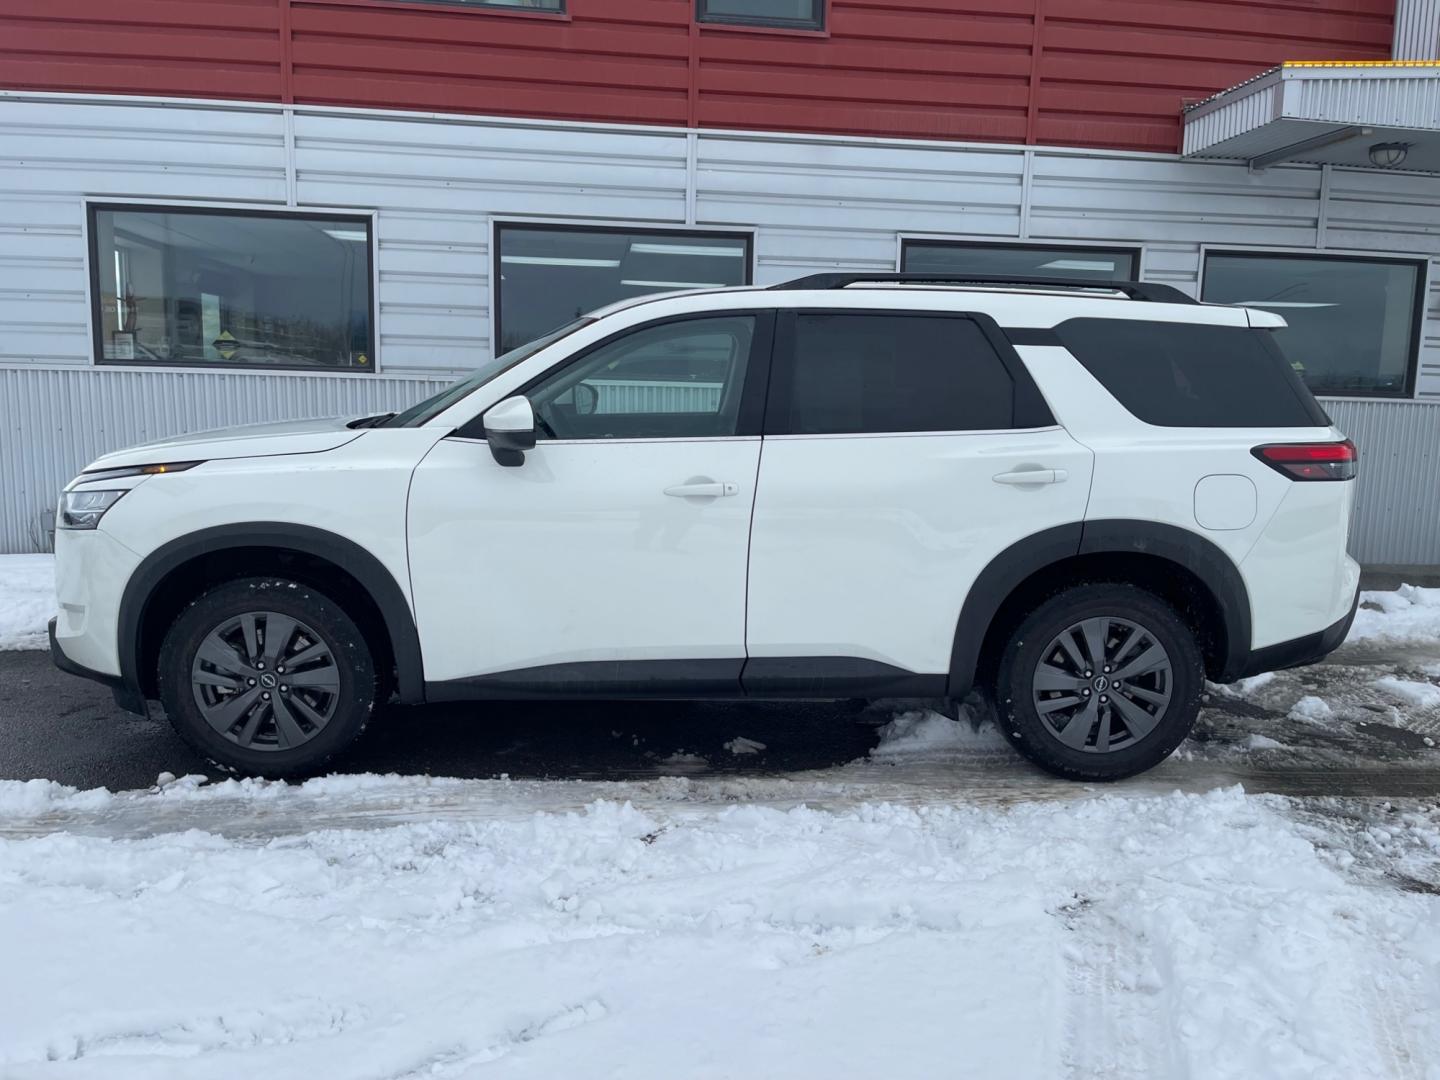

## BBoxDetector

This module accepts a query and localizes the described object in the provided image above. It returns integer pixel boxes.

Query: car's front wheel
[158,577,377,777]
[994,584,1203,781]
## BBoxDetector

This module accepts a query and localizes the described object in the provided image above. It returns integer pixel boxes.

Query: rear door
[743,309,1094,691]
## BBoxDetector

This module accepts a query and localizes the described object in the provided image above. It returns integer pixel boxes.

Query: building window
[902,240,1140,282]
[495,224,752,354]
[89,206,374,372]
[697,0,824,31]
[445,0,563,10]
[1201,252,1425,397]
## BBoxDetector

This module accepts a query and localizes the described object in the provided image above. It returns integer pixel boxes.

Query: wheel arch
[949,520,1251,697]
[119,523,425,705]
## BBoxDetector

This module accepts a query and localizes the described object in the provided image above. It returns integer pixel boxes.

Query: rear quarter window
[1056,318,1331,428]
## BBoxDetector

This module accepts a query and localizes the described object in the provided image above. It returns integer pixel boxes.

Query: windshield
[382,319,593,428]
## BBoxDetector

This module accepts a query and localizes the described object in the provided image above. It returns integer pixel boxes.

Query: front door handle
[993,468,1068,486]
[664,480,739,498]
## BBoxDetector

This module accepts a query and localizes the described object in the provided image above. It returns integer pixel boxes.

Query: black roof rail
[768,272,1198,305]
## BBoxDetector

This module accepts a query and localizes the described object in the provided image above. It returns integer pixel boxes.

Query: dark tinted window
[1057,319,1331,428]
[1201,251,1423,397]
[90,206,373,371]
[772,314,1015,435]
[698,0,823,30]
[903,241,1139,283]
[496,225,751,353]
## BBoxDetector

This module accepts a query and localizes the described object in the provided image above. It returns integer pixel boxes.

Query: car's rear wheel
[158,577,376,777]
[994,584,1203,781]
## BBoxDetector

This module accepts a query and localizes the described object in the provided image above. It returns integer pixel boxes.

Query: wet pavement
[3,635,1440,812]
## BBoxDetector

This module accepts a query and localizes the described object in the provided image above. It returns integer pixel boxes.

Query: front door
[408,313,770,692]
[744,310,1094,690]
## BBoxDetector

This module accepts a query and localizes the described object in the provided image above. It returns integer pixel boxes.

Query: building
[1,0,1437,565]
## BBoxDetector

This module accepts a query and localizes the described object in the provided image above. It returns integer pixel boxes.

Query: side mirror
[482,395,537,467]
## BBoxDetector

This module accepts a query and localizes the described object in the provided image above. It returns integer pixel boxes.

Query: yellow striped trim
[1283,60,1440,68]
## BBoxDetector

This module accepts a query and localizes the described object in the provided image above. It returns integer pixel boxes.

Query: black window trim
[696,0,826,32]
[764,307,1057,438]
[457,309,777,442]
[1198,246,1429,401]
[86,201,378,375]
[491,220,756,360]
[900,237,1144,282]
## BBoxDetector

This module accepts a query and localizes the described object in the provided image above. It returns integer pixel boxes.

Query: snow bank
[0,554,54,651]
[0,786,1436,1078]
[1349,584,1440,646]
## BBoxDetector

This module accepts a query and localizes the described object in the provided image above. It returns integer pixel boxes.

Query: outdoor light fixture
[1368,142,1410,168]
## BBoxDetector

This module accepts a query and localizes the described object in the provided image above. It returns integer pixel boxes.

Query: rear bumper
[1233,583,1360,680]
[49,617,149,716]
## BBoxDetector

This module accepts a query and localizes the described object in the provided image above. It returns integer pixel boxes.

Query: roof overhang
[1183,61,1440,172]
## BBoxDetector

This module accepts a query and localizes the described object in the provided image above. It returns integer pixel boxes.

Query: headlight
[59,489,128,530]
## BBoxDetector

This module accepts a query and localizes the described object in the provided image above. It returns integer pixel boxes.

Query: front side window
[90,206,374,372]
[527,316,757,440]
[496,224,752,355]
[902,240,1140,283]
[769,313,1015,435]
[1201,252,1424,397]
[698,0,824,30]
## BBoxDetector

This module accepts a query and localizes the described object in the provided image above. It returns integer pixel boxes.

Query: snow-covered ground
[0,554,55,650]
[2,759,1440,1078]
[4,557,1440,1077]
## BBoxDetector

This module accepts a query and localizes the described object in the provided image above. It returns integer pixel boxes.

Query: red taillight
[1252,439,1358,481]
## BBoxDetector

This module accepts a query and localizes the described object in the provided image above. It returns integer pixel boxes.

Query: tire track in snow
[1060,902,1180,1080]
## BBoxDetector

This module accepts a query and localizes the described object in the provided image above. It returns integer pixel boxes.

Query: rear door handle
[993,468,1068,486]
[664,480,739,498]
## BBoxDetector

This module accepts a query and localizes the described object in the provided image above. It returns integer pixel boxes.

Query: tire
[158,577,377,778]
[993,584,1203,781]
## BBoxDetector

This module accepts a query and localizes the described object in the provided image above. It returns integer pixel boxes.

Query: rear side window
[1056,319,1331,428]
[770,313,1016,435]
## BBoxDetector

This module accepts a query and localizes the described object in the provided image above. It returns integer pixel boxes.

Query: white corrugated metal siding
[1326,398,1440,566]
[1,93,1438,562]
[1394,0,1440,60]
[0,367,446,551]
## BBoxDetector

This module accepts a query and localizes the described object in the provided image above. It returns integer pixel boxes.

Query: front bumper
[1234,583,1360,680]
[49,617,148,716]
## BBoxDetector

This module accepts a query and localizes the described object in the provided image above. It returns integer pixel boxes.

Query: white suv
[50,274,1361,781]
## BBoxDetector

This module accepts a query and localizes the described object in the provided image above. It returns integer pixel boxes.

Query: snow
[1288,694,1335,723]
[1373,676,1440,710]
[0,781,1437,1078]
[869,705,1007,757]
[723,736,767,756]
[0,554,54,650]
[1349,584,1440,645]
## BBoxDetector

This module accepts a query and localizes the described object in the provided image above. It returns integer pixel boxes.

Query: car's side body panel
[746,427,1094,674]
[407,435,762,681]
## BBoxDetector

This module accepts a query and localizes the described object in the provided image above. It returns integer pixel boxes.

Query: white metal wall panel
[1029,152,1323,248]
[1325,398,1440,565]
[0,366,448,553]
[1394,0,1440,60]
[695,136,1024,282]
[292,112,689,374]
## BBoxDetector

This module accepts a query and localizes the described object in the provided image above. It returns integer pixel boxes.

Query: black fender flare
[947,519,1252,696]
[118,523,425,704]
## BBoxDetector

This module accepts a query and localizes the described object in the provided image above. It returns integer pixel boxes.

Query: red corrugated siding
[0,0,1397,153]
